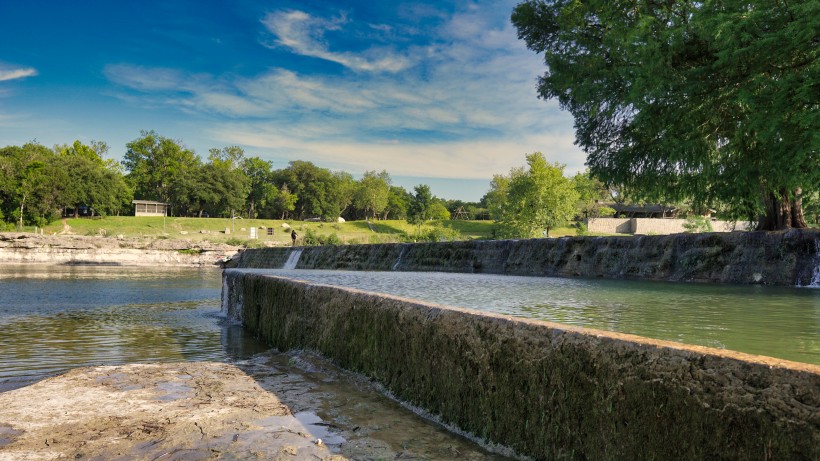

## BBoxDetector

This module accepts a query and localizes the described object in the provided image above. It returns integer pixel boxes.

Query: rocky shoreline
[0,233,240,267]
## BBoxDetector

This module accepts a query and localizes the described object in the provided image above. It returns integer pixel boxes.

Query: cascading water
[283,248,303,270]
[806,239,820,288]
[221,270,244,323]
[392,244,408,271]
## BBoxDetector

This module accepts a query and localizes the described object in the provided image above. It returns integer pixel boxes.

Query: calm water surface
[244,269,820,365]
[0,264,268,391]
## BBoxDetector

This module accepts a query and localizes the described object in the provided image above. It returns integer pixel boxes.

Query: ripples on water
[240,269,820,365]
[0,265,269,391]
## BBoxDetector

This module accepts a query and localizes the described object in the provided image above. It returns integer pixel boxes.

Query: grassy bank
[32,216,584,246]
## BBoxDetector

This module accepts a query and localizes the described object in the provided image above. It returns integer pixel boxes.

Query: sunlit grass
[35,216,599,244]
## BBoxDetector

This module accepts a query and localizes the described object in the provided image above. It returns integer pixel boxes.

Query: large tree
[407,184,434,229]
[0,143,63,227]
[499,152,579,237]
[353,170,391,220]
[122,131,198,208]
[512,0,819,230]
[56,140,131,217]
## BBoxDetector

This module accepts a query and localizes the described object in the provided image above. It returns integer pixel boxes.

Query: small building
[598,202,679,219]
[133,200,169,217]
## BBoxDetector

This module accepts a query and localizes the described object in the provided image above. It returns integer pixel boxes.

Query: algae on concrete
[227,272,820,460]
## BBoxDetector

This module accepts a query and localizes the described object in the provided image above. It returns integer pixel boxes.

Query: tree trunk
[757,188,808,230]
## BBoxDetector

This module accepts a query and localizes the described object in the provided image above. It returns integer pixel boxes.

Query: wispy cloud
[260,10,413,73]
[103,2,585,181]
[0,65,37,82]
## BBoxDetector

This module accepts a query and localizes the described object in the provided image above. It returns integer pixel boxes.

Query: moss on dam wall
[224,272,820,460]
[234,229,820,286]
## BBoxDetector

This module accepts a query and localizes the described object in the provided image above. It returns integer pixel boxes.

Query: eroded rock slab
[0,362,340,460]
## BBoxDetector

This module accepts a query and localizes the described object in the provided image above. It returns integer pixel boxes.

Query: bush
[683,216,714,233]
[575,222,588,236]
[404,223,463,242]
[303,228,342,246]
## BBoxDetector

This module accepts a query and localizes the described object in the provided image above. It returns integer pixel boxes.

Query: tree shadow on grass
[348,221,405,234]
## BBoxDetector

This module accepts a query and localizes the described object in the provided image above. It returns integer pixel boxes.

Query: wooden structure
[132,200,169,217]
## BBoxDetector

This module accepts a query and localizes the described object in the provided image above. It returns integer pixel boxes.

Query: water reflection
[238,269,820,365]
[0,265,269,391]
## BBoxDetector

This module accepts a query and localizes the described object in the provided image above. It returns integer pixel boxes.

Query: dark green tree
[512,0,819,230]
[383,185,412,220]
[407,184,434,229]
[0,143,63,227]
[241,156,275,218]
[122,131,198,209]
[274,161,351,220]
[56,140,131,217]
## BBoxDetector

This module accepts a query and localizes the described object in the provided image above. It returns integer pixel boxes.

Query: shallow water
[0,264,267,390]
[238,269,820,365]
[0,264,513,460]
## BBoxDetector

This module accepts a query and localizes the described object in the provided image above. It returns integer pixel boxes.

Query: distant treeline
[0,131,491,229]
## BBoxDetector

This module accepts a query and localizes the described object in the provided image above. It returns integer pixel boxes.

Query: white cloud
[211,121,583,180]
[0,66,37,82]
[104,64,190,91]
[260,10,413,73]
[102,2,586,183]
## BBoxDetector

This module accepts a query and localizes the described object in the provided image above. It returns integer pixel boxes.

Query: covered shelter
[132,200,169,217]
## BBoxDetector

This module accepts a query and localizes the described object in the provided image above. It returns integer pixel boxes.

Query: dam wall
[233,229,820,286]
[223,271,820,460]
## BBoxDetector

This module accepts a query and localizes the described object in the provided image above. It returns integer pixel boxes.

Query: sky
[0,0,586,202]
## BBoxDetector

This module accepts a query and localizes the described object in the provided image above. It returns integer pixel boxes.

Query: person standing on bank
[291,229,297,246]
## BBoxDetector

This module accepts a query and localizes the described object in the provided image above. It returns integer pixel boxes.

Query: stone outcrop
[223,271,820,460]
[0,233,238,266]
[233,229,820,286]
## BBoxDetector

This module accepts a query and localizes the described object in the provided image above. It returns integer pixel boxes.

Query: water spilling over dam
[223,231,820,459]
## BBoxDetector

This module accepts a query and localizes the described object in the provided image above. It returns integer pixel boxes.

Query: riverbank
[0,233,239,266]
[0,351,512,461]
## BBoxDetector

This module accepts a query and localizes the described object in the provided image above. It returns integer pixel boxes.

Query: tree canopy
[512,0,819,230]
[493,152,578,237]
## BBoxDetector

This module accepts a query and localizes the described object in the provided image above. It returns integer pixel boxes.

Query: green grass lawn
[34,216,586,246]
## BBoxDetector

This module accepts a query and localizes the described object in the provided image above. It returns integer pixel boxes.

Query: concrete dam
[223,231,820,460]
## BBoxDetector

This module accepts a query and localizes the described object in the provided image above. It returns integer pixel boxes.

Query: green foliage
[383,185,411,220]
[407,184,434,228]
[683,216,714,234]
[512,0,819,230]
[428,202,451,220]
[483,174,512,221]
[404,222,463,242]
[303,227,342,246]
[497,152,579,238]
[273,160,347,221]
[575,222,588,236]
[123,130,199,205]
[352,170,391,220]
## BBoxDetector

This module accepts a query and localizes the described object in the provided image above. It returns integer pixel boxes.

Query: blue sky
[0,0,585,202]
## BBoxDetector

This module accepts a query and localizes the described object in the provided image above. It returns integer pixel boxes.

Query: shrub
[683,216,714,233]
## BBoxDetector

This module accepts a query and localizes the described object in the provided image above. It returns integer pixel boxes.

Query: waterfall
[807,239,820,288]
[392,244,408,271]
[221,270,244,324]
[283,248,303,270]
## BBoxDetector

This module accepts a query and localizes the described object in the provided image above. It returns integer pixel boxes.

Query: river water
[237,269,820,365]
[0,264,268,391]
[0,264,515,460]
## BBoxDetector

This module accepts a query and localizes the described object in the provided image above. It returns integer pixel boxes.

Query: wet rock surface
[0,353,512,461]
